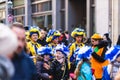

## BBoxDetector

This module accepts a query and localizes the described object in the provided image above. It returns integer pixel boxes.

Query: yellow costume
[27,27,41,63]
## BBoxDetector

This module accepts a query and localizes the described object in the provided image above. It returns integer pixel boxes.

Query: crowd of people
[0,22,120,80]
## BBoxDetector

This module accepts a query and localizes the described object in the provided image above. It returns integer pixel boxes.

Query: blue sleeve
[102,66,111,80]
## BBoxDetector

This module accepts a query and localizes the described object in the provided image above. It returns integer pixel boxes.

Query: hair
[64,31,69,34]
[10,22,24,29]
[117,35,120,45]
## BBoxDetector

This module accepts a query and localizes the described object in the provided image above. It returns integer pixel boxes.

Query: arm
[36,61,50,80]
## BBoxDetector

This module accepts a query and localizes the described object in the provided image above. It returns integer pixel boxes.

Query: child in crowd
[74,46,94,80]
[49,44,69,80]
[36,47,53,80]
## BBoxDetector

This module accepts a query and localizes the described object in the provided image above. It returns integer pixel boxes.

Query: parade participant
[46,29,61,49]
[102,35,120,80]
[74,46,93,80]
[0,23,18,80]
[68,28,85,62]
[68,28,85,72]
[25,31,30,42]
[11,22,37,80]
[36,47,53,80]
[27,27,41,63]
[49,44,69,80]
[90,33,109,80]
[37,29,47,46]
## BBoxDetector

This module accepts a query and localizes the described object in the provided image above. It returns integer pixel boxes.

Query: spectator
[49,44,69,80]
[0,23,18,80]
[103,33,112,48]
[36,47,53,80]
[102,35,120,80]
[37,29,47,46]
[74,46,93,80]
[10,22,37,80]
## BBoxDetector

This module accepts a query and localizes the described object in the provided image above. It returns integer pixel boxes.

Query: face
[31,34,38,42]
[91,39,99,46]
[55,51,64,60]
[12,27,26,54]
[40,30,46,39]
[116,56,120,62]
[75,36,83,43]
[53,37,59,44]
[43,55,50,61]
[103,36,107,40]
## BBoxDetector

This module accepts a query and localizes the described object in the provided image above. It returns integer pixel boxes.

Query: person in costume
[68,28,85,73]
[74,46,93,80]
[49,44,69,80]
[36,47,53,80]
[46,29,61,51]
[90,33,109,80]
[27,27,41,63]
[102,35,120,80]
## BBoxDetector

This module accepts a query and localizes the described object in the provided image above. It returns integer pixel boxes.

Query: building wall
[111,0,120,44]
[95,0,109,35]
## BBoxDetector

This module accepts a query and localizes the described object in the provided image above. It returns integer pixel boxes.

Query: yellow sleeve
[68,43,75,61]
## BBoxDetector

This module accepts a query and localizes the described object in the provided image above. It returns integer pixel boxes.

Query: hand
[43,63,50,70]
[49,75,53,79]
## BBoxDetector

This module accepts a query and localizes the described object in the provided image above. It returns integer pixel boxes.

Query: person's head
[29,28,39,42]
[55,51,65,60]
[103,33,109,40]
[40,29,47,39]
[0,23,18,57]
[117,35,120,45]
[115,54,120,62]
[11,22,26,54]
[46,30,61,43]
[37,47,52,61]
[71,28,85,43]
[52,36,59,44]
[91,33,103,46]
[43,54,51,61]
[55,44,69,60]
[75,35,83,43]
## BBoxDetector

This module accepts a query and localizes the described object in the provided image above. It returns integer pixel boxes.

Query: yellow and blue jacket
[27,41,41,64]
[68,42,85,62]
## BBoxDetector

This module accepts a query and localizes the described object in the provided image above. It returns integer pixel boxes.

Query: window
[14,16,25,25]
[13,7,25,15]
[32,1,52,13]
[13,0,24,7]
[31,0,42,2]
[32,15,52,29]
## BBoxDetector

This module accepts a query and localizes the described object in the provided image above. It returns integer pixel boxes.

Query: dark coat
[50,59,69,80]
[11,51,37,80]
[36,61,51,80]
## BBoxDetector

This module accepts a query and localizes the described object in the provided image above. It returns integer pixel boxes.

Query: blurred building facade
[0,0,119,44]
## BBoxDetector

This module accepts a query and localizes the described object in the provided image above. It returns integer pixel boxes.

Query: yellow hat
[71,28,85,38]
[29,27,40,38]
[91,33,103,39]
[25,31,30,41]
[46,30,61,42]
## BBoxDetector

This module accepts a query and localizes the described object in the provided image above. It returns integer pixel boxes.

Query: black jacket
[50,59,69,80]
